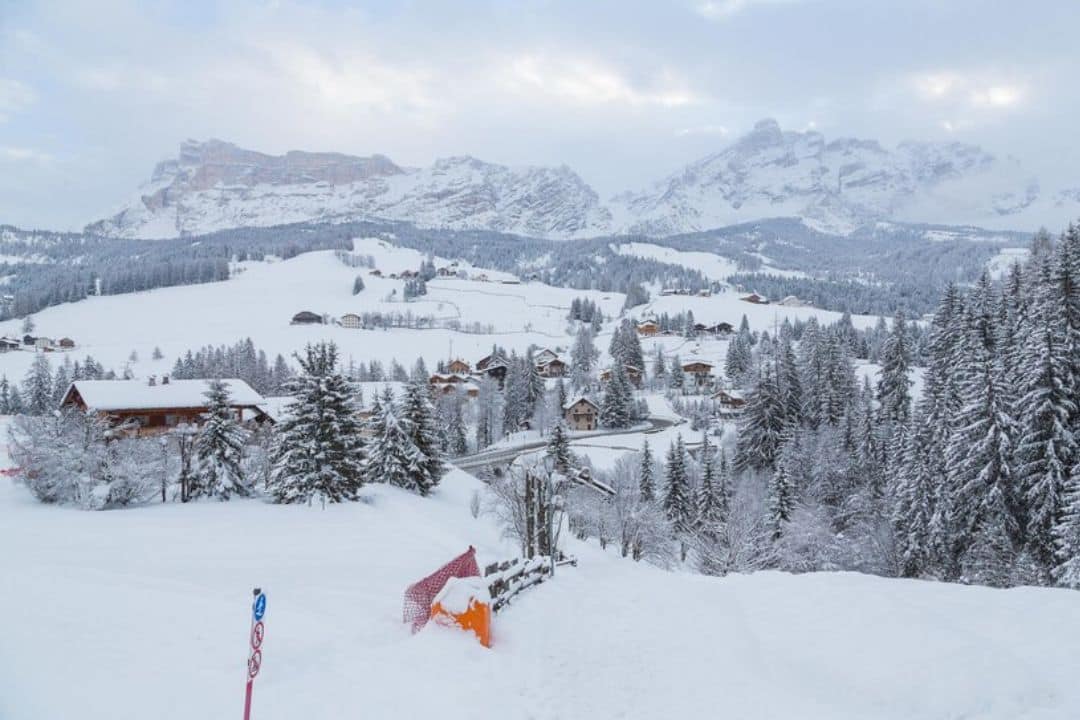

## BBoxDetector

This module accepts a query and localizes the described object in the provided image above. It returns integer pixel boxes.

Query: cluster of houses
[659,287,713,297]
[634,319,734,337]
[0,334,76,353]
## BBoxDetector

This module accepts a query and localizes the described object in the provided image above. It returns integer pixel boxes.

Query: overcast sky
[2,0,1078,230]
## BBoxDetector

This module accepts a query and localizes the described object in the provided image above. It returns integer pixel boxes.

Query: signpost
[243,588,267,720]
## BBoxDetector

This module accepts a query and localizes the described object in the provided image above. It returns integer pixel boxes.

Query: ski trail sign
[243,588,267,720]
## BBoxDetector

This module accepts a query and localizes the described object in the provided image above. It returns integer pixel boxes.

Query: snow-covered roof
[66,379,264,412]
[563,395,598,411]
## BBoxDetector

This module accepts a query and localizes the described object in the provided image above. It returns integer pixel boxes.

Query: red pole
[243,680,254,720]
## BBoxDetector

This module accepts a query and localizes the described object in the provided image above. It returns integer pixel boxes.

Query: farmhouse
[599,365,643,388]
[705,322,734,336]
[447,359,471,375]
[778,295,804,307]
[340,313,362,329]
[563,396,599,431]
[0,337,20,352]
[58,337,76,349]
[681,361,714,390]
[712,388,746,414]
[636,320,659,337]
[740,293,769,305]
[537,357,567,378]
[534,348,559,366]
[475,353,508,386]
[59,377,268,436]
[291,310,323,325]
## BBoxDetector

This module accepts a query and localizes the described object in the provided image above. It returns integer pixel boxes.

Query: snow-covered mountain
[88,123,1079,239]
[87,139,610,240]
[611,119,1070,236]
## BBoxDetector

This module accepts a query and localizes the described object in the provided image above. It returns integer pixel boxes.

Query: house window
[165,414,179,426]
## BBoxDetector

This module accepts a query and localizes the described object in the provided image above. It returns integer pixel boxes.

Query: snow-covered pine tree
[670,354,685,392]
[600,363,633,429]
[401,379,445,496]
[571,325,598,390]
[639,438,655,502]
[1053,462,1080,587]
[1015,253,1076,573]
[367,388,425,492]
[652,346,666,384]
[735,366,786,472]
[776,336,803,428]
[944,300,1018,581]
[525,347,545,411]
[502,352,529,433]
[191,379,249,500]
[663,435,693,558]
[545,421,572,474]
[768,431,798,540]
[891,410,936,577]
[695,433,722,532]
[877,310,913,428]
[23,353,53,416]
[269,342,366,505]
[447,399,469,457]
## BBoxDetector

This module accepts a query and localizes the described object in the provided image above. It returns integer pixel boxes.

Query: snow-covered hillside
[0,238,876,384]
[2,464,1079,720]
[86,123,1079,240]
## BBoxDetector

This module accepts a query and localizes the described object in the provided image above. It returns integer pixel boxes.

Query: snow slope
[2,466,1079,719]
[0,237,868,385]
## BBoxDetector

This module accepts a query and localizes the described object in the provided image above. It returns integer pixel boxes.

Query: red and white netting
[402,546,481,633]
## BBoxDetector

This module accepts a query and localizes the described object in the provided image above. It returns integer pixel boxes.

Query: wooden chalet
[563,396,599,431]
[537,357,567,378]
[58,337,76,349]
[291,310,323,325]
[740,293,769,305]
[534,348,559,366]
[636,320,659,337]
[681,361,714,390]
[447,359,471,375]
[712,388,746,414]
[60,377,269,437]
[706,322,734,336]
[600,364,643,388]
[0,336,20,352]
[475,353,508,386]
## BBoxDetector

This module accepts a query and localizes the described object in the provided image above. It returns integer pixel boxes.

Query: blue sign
[253,593,267,621]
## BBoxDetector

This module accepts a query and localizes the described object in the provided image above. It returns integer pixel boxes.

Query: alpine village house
[60,377,270,436]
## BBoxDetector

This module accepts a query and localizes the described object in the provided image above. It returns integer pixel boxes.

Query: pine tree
[191,379,249,500]
[877,310,913,428]
[23,353,53,415]
[735,366,786,472]
[1053,462,1080,587]
[892,412,936,577]
[546,421,572,474]
[571,325,598,389]
[670,354,685,392]
[663,435,693,537]
[401,379,445,496]
[639,439,655,502]
[447,399,469,457]
[1015,254,1076,571]
[696,433,723,531]
[269,342,366,504]
[652,346,667,382]
[768,432,798,540]
[945,303,1018,579]
[367,388,425,491]
[600,363,633,429]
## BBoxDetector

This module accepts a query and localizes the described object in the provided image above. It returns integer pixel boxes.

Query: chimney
[148,375,156,386]
[162,375,170,385]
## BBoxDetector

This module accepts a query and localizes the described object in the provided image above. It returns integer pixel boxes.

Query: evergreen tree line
[170,338,294,395]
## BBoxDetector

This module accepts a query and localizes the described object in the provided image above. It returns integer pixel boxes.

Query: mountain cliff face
[88,123,1078,240]
[87,140,610,240]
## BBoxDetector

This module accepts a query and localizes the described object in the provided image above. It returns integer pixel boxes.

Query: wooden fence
[483,554,577,613]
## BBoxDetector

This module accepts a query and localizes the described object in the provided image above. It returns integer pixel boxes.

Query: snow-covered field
[3,466,1079,720]
[0,238,879,389]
